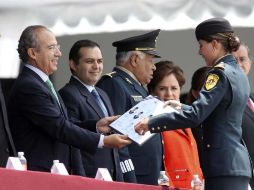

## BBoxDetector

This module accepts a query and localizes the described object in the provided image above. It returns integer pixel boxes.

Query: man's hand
[164,100,182,110]
[134,117,149,135]
[96,116,118,134]
[104,134,131,148]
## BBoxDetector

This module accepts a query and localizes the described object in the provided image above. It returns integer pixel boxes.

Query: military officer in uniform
[135,18,252,190]
[97,30,163,185]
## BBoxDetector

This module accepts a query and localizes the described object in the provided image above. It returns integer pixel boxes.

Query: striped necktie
[46,79,60,105]
[91,89,108,116]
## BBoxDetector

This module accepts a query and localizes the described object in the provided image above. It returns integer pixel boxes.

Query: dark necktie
[91,89,108,116]
[46,79,60,105]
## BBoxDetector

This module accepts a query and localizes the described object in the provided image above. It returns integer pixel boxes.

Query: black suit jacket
[0,81,16,166]
[59,76,123,181]
[242,93,254,189]
[7,67,100,175]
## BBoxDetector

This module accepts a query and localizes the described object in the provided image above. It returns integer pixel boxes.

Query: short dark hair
[147,60,185,94]
[69,39,100,64]
[17,25,48,63]
[186,66,211,104]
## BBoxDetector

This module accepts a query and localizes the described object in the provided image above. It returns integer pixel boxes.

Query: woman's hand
[164,100,182,110]
[134,117,149,135]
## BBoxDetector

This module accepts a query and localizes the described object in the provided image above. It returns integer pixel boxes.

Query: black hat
[112,29,161,58]
[195,18,234,41]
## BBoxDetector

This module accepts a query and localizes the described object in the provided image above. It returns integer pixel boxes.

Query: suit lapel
[175,129,193,142]
[70,77,105,118]
[57,95,69,118]
[96,87,113,116]
[23,67,66,116]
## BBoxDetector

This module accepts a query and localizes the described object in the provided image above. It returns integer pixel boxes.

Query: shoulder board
[213,62,225,70]
[102,71,117,78]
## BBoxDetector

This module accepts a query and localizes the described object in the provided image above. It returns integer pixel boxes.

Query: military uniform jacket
[149,55,252,178]
[97,67,162,185]
[59,76,123,181]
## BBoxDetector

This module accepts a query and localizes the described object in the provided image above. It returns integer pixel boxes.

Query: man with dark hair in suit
[97,30,163,185]
[233,42,254,189]
[0,80,16,167]
[7,25,131,174]
[59,40,123,181]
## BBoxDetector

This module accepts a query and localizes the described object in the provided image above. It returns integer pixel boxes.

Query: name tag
[131,95,143,102]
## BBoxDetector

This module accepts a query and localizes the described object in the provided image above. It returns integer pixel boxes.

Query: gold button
[176,175,180,179]
[164,126,167,129]
[151,128,155,131]
[207,144,211,148]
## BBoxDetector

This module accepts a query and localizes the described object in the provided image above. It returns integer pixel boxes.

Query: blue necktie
[91,89,108,116]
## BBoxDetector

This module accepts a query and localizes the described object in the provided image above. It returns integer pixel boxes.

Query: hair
[69,39,100,64]
[186,66,211,104]
[17,25,49,63]
[147,60,185,94]
[115,51,145,66]
[201,32,240,53]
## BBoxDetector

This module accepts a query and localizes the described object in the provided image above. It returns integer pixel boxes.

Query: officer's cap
[195,18,234,41]
[112,29,161,58]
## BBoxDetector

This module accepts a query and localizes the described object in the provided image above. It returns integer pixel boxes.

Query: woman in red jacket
[147,60,203,189]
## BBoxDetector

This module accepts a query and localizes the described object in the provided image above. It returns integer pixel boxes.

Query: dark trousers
[205,176,250,190]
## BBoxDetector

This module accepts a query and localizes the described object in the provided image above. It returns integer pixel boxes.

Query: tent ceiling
[1,0,254,36]
[1,0,254,78]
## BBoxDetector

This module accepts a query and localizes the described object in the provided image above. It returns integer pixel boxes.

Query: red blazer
[162,128,203,189]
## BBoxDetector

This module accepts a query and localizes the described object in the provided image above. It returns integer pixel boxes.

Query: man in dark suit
[7,25,131,175]
[0,80,16,167]
[233,42,254,189]
[59,40,123,181]
[97,30,163,185]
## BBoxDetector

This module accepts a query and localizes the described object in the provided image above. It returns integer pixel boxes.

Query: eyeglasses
[48,44,60,51]
[235,56,250,64]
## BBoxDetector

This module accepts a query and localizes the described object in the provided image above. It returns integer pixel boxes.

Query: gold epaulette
[214,62,225,70]
[102,71,116,78]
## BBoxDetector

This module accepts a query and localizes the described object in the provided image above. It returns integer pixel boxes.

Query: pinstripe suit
[59,76,123,181]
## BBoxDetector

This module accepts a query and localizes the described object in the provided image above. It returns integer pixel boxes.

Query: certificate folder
[110,95,177,145]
